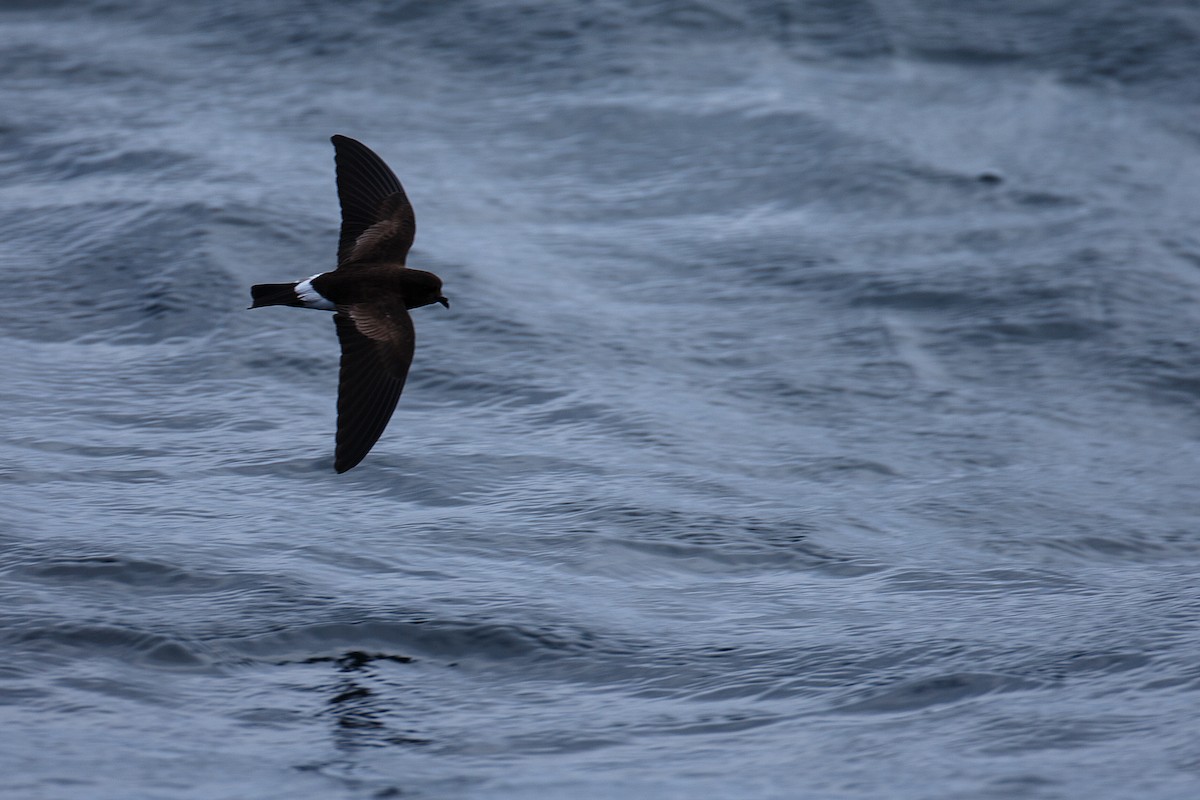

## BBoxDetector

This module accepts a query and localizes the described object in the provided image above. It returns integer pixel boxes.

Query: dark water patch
[979,774,1062,799]
[618,641,945,706]
[635,1,748,34]
[90,408,243,432]
[0,466,166,486]
[0,683,50,705]
[220,455,339,479]
[784,456,900,483]
[1160,234,1200,270]
[652,711,783,736]
[966,317,1110,344]
[225,616,601,667]
[522,400,619,427]
[8,138,200,182]
[728,369,913,414]
[768,0,894,61]
[0,0,81,12]
[847,268,1106,323]
[835,671,1041,714]
[495,732,622,756]
[289,545,450,579]
[15,555,228,593]
[740,252,850,291]
[230,705,308,727]
[0,39,141,87]
[8,438,169,460]
[882,568,1087,595]
[889,485,1200,566]
[1037,530,1200,562]
[851,287,984,313]
[1008,188,1082,209]
[4,620,208,667]
[1114,339,1200,409]
[610,536,878,576]
[0,201,237,344]
[555,502,879,576]
[1010,650,1152,684]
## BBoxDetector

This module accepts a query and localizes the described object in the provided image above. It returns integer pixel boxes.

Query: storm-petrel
[250,135,448,473]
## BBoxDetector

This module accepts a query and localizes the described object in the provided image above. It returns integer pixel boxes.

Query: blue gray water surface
[3,2,1200,798]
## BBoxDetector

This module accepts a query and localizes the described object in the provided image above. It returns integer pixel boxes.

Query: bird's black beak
[437,296,450,309]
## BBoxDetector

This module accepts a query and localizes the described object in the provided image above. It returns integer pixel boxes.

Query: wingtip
[334,452,364,473]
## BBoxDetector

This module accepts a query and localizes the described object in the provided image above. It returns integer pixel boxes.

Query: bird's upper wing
[332,300,415,473]
[331,134,416,268]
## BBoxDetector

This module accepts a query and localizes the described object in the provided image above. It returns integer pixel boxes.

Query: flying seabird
[250,135,448,473]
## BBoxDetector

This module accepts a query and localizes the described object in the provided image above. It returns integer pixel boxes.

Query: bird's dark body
[249,135,448,473]
[313,267,445,308]
[250,267,445,310]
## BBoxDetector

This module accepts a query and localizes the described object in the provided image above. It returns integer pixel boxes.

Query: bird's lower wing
[332,301,415,473]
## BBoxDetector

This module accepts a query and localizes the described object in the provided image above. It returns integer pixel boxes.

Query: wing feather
[332,301,415,473]
[331,135,416,267]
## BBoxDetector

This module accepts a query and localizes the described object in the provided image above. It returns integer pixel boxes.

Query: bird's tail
[249,282,302,309]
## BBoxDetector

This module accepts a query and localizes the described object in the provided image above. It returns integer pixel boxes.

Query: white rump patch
[295,273,335,310]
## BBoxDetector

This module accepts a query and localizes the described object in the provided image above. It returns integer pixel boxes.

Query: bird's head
[404,269,449,310]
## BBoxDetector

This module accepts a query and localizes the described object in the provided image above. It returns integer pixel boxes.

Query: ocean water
[3,2,1200,798]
